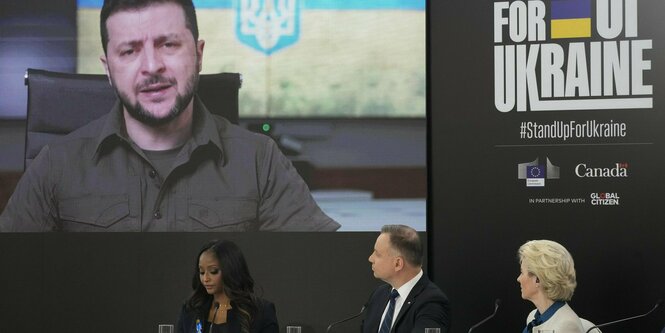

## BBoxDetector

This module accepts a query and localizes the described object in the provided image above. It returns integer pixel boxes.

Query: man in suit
[363,224,450,333]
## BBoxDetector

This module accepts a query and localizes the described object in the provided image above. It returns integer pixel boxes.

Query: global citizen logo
[590,192,620,205]
[575,162,628,177]
[518,157,560,187]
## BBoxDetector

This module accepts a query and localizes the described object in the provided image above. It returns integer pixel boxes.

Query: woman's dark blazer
[177,298,278,333]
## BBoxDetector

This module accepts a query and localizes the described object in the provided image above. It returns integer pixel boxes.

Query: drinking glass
[158,324,174,333]
[286,325,302,333]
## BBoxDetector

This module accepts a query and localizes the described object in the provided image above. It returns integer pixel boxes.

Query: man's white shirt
[378,270,424,332]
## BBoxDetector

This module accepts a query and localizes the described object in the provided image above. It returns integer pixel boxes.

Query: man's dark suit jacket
[361,275,450,333]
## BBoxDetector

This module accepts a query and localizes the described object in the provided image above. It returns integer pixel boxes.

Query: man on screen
[363,225,449,333]
[0,0,339,232]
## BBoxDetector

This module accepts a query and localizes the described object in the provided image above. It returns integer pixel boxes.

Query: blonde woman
[517,240,584,333]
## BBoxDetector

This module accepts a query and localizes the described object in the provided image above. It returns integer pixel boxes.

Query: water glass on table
[158,324,174,333]
[286,325,302,333]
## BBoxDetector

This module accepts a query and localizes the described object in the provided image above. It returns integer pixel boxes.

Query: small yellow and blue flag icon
[551,0,591,39]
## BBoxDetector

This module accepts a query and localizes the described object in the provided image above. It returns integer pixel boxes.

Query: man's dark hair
[100,0,199,54]
[381,224,423,267]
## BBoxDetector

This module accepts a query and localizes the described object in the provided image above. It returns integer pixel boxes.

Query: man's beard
[115,71,199,126]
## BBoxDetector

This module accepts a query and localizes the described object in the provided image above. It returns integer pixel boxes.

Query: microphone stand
[585,299,662,333]
[468,299,501,333]
[326,305,366,333]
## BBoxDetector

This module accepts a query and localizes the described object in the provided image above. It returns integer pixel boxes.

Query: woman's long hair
[185,240,259,333]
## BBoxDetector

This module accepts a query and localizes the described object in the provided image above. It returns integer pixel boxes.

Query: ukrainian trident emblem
[236,0,300,55]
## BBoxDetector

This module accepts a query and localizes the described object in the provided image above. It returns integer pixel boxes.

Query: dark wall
[0,0,77,119]
[429,1,665,332]
[0,232,409,333]
[1,0,76,16]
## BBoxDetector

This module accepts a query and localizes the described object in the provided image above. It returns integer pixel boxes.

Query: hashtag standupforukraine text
[519,120,626,140]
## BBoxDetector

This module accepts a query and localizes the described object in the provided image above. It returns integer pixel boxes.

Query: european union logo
[551,0,591,39]
[236,0,300,55]
[518,157,559,187]
[526,165,545,178]
[526,165,545,187]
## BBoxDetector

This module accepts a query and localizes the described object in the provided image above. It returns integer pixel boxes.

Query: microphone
[208,302,221,333]
[326,305,366,333]
[585,299,662,333]
[467,299,501,333]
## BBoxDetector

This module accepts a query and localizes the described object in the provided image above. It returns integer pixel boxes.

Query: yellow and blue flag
[551,0,591,39]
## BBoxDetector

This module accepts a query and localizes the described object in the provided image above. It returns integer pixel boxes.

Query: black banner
[430,0,665,332]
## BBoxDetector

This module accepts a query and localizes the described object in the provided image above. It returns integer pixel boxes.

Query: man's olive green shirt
[0,98,340,232]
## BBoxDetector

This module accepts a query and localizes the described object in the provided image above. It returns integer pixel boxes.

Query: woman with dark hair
[177,240,278,333]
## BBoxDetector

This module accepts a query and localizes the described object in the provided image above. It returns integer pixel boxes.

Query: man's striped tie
[379,289,400,333]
